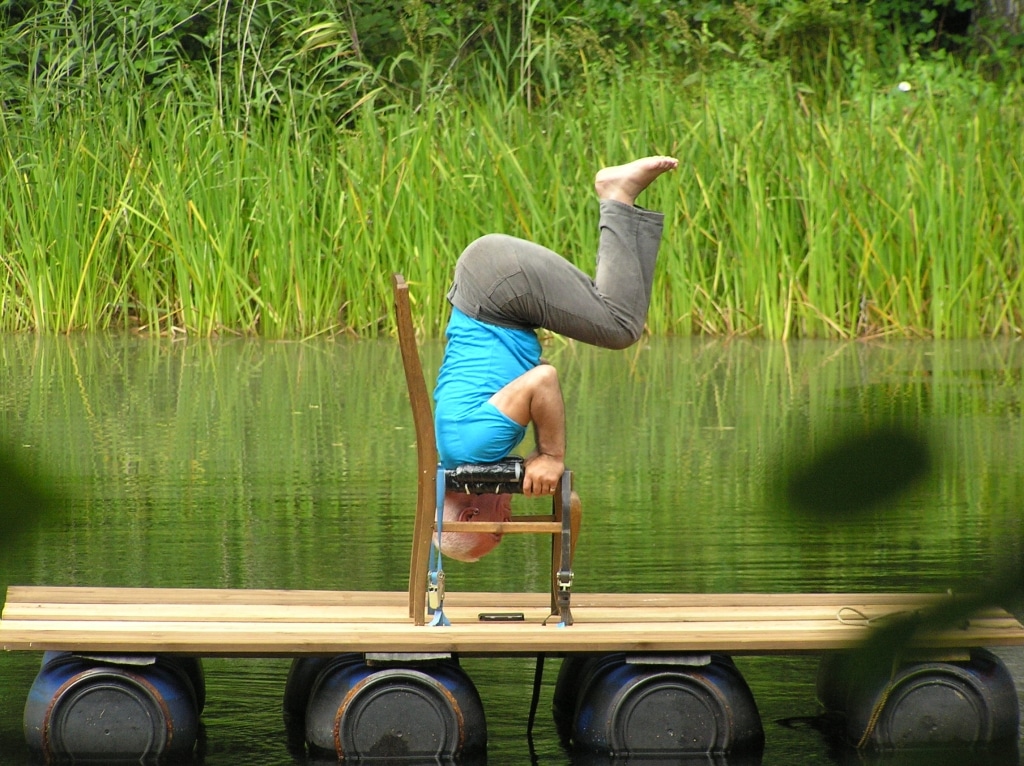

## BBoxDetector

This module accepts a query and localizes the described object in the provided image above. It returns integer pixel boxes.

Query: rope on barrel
[856,655,900,750]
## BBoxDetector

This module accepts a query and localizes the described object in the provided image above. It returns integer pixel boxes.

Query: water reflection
[565,754,763,766]
[827,746,1020,766]
[0,335,1022,765]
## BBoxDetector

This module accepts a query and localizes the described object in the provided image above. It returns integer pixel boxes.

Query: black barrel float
[553,654,625,744]
[554,653,764,757]
[23,652,203,762]
[816,648,1019,750]
[282,654,355,746]
[303,655,486,760]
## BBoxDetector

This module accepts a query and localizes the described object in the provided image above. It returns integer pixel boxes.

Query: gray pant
[447,200,666,350]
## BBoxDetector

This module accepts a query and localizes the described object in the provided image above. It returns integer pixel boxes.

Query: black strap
[526,653,545,737]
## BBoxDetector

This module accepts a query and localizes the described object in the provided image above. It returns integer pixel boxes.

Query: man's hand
[523,451,565,497]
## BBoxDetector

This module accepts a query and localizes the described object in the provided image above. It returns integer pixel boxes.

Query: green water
[1,335,1023,764]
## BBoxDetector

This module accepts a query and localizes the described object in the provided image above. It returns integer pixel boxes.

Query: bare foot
[595,155,679,206]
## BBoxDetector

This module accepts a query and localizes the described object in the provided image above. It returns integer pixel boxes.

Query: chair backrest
[392,274,438,619]
[392,274,437,476]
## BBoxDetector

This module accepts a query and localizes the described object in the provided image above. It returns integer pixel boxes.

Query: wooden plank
[3,616,1022,657]
[4,601,1010,625]
[440,521,563,534]
[5,587,1022,658]
[2,586,407,607]
[0,586,963,608]
[3,588,1012,627]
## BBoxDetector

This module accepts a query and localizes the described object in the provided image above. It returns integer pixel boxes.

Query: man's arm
[487,363,565,497]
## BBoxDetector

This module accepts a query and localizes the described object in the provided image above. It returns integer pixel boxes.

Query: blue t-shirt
[434,307,541,466]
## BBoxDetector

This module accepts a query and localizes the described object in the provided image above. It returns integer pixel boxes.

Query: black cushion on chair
[444,457,525,494]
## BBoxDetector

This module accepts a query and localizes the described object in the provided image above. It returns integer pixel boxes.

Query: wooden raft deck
[3,587,1024,658]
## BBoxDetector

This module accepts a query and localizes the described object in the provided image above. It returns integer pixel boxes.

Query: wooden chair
[392,273,579,626]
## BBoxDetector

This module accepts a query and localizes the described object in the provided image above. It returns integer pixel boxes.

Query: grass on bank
[1,64,1022,340]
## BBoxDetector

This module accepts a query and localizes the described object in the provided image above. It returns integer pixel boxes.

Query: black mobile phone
[478,612,525,622]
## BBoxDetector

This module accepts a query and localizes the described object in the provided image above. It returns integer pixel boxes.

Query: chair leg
[408,466,435,625]
[551,471,575,625]
[409,539,429,625]
[409,509,424,621]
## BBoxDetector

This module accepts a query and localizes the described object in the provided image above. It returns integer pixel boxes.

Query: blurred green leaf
[785,427,931,517]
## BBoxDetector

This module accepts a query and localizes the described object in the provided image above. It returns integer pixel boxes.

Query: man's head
[435,491,512,562]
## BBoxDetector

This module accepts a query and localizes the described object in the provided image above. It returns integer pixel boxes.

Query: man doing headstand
[433,156,678,561]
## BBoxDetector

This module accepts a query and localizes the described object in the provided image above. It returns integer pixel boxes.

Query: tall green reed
[652,67,1023,340]
[1,60,1021,339]
[2,118,131,333]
